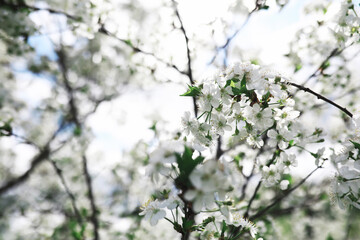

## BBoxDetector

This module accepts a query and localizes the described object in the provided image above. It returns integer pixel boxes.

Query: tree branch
[171,0,198,116]
[82,155,100,240]
[249,166,321,221]
[0,146,50,196]
[208,0,263,65]
[288,81,353,118]
[56,47,81,128]
[98,26,188,76]
[49,159,83,224]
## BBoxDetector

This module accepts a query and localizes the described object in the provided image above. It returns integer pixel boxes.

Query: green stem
[164,217,174,224]
[197,111,207,120]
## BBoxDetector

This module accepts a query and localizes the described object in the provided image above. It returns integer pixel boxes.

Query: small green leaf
[221,220,228,235]
[283,174,293,184]
[233,127,240,136]
[321,60,330,70]
[0,120,13,137]
[173,222,182,233]
[182,217,195,231]
[326,234,334,240]
[175,146,204,189]
[180,85,201,97]
[201,216,215,227]
[149,122,157,132]
[350,140,360,151]
[73,127,82,136]
[295,64,302,72]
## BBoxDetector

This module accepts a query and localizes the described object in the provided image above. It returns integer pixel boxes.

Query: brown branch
[171,0,198,116]
[56,47,81,128]
[239,138,268,201]
[98,26,188,76]
[49,159,83,224]
[82,155,100,240]
[0,146,50,195]
[249,166,321,221]
[288,81,353,118]
[243,179,262,219]
[310,86,360,111]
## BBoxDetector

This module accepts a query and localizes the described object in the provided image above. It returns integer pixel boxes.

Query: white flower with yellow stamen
[139,199,166,226]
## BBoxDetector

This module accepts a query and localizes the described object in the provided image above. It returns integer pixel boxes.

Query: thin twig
[98,26,188,76]
[171,0,198,116]
[208,1,262,65]
[310,86,360,111]
[288,81,353,118]
[249,166,321,221]
[298,42,355,89]
[56,47,81,128]
[243,179,262,219]
[49,159,83,224]
[82,155,100,240]
[300,48,341,87]
[239,138,268,202]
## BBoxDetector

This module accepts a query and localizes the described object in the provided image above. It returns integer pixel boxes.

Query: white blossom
[244,104,274,130]
[274,107,300,127]
[139,199,167,226]
[280,180,290,190]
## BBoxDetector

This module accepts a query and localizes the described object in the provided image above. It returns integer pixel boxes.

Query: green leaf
[182,217,195,231]
[173,222,182,233]
[69,220,82,240]
[175,146,204,189]
[0,120,13,137]
[350,140,360,151]
[124,39,132,46]
[232,127,240,136]
[326,234,334,240]
[220,220,228,235]
[227,75,250,96]
[201,216,215,227]
[73,127,82,136]
[283,174,293,184]
[261,91,271,107]
[260,5,270,10]
[295,63,302,72]
[180,85,201,97]
[149,122,157,132]
[321,60,330,70]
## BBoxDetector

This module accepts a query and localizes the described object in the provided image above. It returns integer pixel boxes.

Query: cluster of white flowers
[140,62,333,237]
[258,152,298,187]
[330,115,360,209]
[333,0,360,45]
[181,62,306,151]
